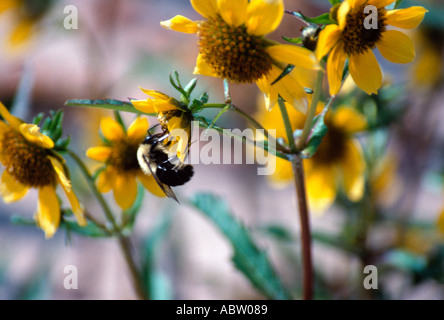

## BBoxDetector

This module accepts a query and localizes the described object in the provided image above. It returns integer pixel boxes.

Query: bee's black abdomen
[156,162,194,187]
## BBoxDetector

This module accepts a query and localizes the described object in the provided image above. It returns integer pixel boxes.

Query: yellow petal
[386,6,428,29]
[8,19,34,48]
[35,185,60,239]
[266,44,320,70]
[217,0,248,27]
[160,15,198,33]
[97,167,117,193]
[437,208,444,235]
[191,0,218,19]
[137,172,167,198]
[377,30,415,64]
[368,0,397,8]
[327,42,347,96]
[139,87,170,100]
[47,156,86,226]
[152,98,181,112]
[331,106,367,133]
[86,146,112,162]
[100,116,125,141]
[0,101,22,130]
[113,173,137,210]
[127,117,149,141]
[246,0,284,36]
[0,0,18,14]
[193,53,218,77]
[315,24,341,60]
[349,50,382,95]
[272,68,308,113]
[131,99,156,114]
[337,1,351,30]
[18,123,54,149]
[341,140,365,202]
[0,170,28,203]
[256,75,278,111]
[305,163,337,213]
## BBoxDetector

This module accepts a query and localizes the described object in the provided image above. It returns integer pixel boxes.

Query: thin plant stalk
[277,98,314,300]
[67,149,147,300]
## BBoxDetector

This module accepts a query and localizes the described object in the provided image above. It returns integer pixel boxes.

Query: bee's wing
[143,155,179,203]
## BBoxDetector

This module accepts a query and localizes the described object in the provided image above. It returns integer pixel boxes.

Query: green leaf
[394,0,403,9]
[121,184,146,234]
[291,11,334,25]
[185,78,198,96]
[65,99,153,115]
[282,36,302,44]
[329,0,341,5]
[189,193,290,300]
[300,114,328,159]
[61,219,112,238]
[141,208,175,300]
[271,64,294,85]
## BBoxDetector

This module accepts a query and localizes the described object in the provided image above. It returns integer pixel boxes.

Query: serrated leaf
[189,193,290,300]
[300,115,328,158]
[65,99,153,115]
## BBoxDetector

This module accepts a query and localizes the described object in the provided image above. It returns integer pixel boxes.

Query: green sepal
[300,114,328,158]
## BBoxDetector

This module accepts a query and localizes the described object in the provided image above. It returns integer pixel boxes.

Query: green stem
[196,119,289,160]
[291,157,313,300]
[277,98,313,300]
[201,103,287,152]
[67,149,147,300]
[277,98,297,153]
[297,70,324,150]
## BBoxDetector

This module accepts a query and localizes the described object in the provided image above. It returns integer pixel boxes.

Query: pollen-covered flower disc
[0,102,86,238]
[161,0,320,112]
[316,0,428,95]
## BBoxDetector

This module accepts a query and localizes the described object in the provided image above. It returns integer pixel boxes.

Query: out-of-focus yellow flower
[316,0,428,95]
[410,27,443,88]
[0,102,86,238]
[369,152,402,207]
[0,0,52,49]
[131,87,193,161]
[86,116,166,210]
[438,207,444,235]
[258,101,367,212]
[160,0,320,112]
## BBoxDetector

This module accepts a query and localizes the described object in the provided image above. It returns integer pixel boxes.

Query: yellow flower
[0,102,86,238]
[86,116,166,210]
[410,27,443,88]
[131,87,193,161]
[258,101,367,212]
[160,0,320,112]
[316,0,428,95]
[0,0,51,49]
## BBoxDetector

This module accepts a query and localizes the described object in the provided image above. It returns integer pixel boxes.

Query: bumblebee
[137,131,194,202]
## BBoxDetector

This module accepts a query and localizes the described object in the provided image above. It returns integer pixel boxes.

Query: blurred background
[0,0,443,300]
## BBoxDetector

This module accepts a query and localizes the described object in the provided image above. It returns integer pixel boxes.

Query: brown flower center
[197,15,273,83]
[312,122,347,165]
[341,4,387,55]
[108,137,142,173]
[0,128,56,187]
